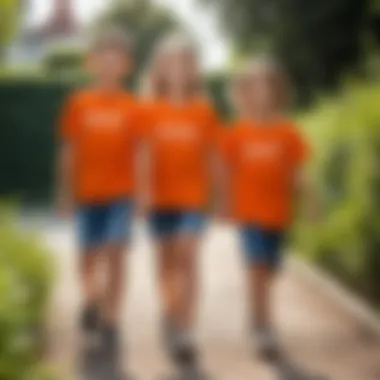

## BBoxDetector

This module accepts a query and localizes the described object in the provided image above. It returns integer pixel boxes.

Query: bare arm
[135,142,151,217]
[212,151,231,221]
[55,141,74,217]
[294,167,320,222]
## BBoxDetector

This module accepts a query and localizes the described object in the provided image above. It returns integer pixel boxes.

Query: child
[219,57,311,358]
[55,27,139,356]
[138,34,219,368]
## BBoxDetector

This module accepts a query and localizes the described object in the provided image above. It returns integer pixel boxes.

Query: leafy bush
[295,82,380,306]
[0,208,53,379]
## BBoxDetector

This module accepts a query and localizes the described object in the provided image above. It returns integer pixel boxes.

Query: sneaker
[172,330,198,368]
[252,327,278,360]
[162,317,198,368]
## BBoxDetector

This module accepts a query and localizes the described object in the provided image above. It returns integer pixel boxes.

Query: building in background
[8,0,82,64]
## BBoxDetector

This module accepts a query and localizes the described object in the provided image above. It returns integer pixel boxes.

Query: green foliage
[295,82,380,305]
[0,78,75,201]
[198,0,378,104]
[0,207,53,379]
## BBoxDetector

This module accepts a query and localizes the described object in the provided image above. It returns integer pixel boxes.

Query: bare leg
[162,234,201,367]
[80,248,103,307]
[248,263,280,358]
[79,248,103,332]
[175,234,200,331]
[248,264,275,328]
[157,238,181,319]
[103,244,126,326]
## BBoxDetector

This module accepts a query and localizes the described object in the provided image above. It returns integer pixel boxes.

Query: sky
[27,0,229,70]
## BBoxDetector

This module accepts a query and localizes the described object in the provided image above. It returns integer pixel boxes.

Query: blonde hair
[228,55,292,112]
[141,32,203,99]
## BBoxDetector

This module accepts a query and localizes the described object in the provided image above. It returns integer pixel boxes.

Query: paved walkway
[43,221,380,380]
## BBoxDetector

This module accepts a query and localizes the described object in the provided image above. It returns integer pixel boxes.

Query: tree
[198,0,377,104]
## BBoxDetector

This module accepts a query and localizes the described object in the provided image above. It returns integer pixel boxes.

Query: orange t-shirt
[141,98,219,210]
[59,88,141,203]
[220,119,309,228]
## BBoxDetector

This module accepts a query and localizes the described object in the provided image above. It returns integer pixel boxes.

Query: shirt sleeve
[58,94,79,141]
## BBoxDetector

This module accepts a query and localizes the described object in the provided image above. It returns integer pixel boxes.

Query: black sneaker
[162,316,199,368]
[173,341,198,369]
[171,332,198,368]
[251,326,279,361]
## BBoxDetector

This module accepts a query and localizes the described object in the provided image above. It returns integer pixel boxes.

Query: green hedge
[0,79,75,201]
[0,208,53,379]
[295,82,380,306]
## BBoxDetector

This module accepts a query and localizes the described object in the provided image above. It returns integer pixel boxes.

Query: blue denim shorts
[76,199,134,250]
[239,225,285,269]
[149,210,206,238]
